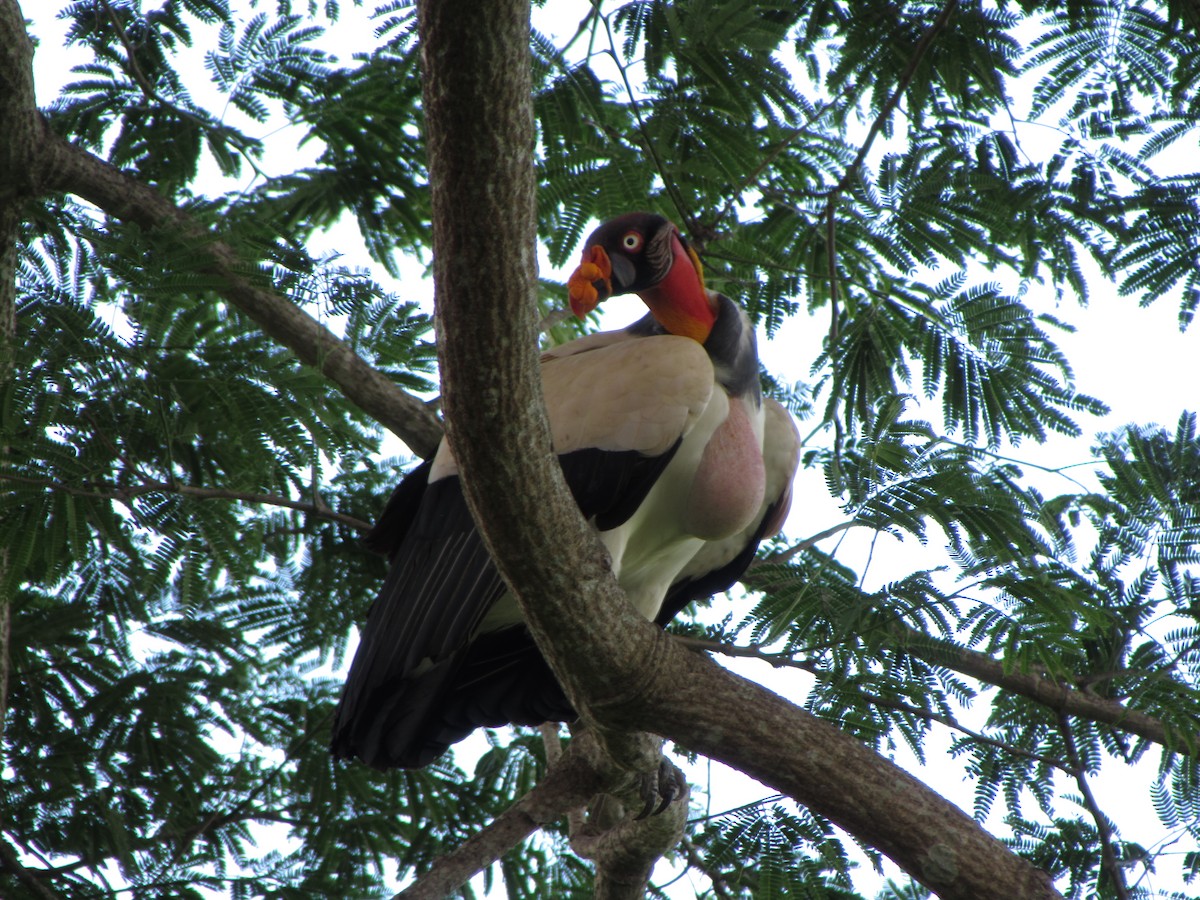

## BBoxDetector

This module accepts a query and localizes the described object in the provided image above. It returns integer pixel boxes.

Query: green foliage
[683,798,866,899]
[7,0,1200,898]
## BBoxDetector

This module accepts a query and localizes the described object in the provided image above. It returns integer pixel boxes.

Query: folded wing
[332,332,718,768]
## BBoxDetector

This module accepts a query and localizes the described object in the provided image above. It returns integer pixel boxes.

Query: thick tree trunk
[0,0,38,747]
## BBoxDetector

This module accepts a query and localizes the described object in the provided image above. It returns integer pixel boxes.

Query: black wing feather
[361,459,432,559]
[332,441,681,769]
[332,476,507,767]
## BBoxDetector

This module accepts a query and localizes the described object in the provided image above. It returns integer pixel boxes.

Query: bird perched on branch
[332,212,799,770]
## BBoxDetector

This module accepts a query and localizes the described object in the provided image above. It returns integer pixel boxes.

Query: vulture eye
[621,231,643,252]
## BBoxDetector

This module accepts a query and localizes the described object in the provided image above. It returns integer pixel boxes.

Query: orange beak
[567,245,613,318]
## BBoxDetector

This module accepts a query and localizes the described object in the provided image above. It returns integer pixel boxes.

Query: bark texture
[392,732,615,900]
[0,0,38,747]
[417,0,688,894]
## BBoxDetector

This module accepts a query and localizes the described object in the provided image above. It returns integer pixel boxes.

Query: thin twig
[687,793,787,827]
[759,520,858,565]
[1057,714,1131,900]
[598,11,696,237]
[97,0,269,182]
[930,435,1099,493]
[826,0,961,204]
[148,712,332,886]
[675,635,823,673]
[706,88,851,239]
[0,836,59,900]
[680,837,736,900]
[826,201,840,341]
[0,473,372,532]
[98,0,157,101]
[860,689,1071,774]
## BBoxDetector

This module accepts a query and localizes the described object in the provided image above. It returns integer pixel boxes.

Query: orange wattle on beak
[567,245,613,318]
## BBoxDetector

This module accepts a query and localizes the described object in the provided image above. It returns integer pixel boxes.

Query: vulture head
[567,212,716,342]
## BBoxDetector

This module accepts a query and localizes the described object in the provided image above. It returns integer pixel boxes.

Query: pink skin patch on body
[685,398,766,540]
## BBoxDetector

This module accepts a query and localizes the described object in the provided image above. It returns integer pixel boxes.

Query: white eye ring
[622,231,643,251]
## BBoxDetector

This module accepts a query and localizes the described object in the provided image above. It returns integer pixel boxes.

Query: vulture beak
[566,212,716,342]
[568,245,614,318]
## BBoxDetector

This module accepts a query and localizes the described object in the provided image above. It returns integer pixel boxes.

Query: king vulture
[331,213,800,769]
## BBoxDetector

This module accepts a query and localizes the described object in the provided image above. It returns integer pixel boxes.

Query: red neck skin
[639,234,717,343]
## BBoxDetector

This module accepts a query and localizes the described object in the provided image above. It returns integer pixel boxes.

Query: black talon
[635,758,686,820]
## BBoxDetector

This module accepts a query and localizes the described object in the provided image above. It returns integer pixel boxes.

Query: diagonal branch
[0,836,60,900]
[759,519,858,564]
[680,837,736,900]
[888,622,1180,749]
[392,732,615,900]
[677,636,1073,772]
[679,621,1183,753]
[597,9,696,239]
[24,125,443,458]
[0,473,372,532]
[1,0,440,456]
[1057,714,1131,900]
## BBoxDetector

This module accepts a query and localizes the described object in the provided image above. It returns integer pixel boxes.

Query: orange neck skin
[639,234,716,343]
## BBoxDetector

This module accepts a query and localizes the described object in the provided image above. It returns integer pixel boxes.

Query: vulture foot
[634,757,687,820]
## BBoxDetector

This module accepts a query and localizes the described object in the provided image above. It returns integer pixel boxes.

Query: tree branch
[597,9,696,238]
[573,783,689,900]
[0,131,17,758]
[758,519,858,564]
[569,737,689,900]
[392,732,615,900]
[888,622,1181,749]
[95,0,268,181]
[677,636,1073,772]
[680,837,736,900]
[679,626,1183,755]
[419,1,691,895]
[1057,714,1131,900]
[0,836,60,900]
[0,472,372,532]
[540,723,585,835]
[0,0,39,753]
[0,0,440,455]
[0,0,37,201]
[19,120,443,457]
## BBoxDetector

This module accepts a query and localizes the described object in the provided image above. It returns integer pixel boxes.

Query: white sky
[20,2,1200,897]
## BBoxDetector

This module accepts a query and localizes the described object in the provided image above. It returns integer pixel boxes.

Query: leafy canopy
[5,1,1200,898]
